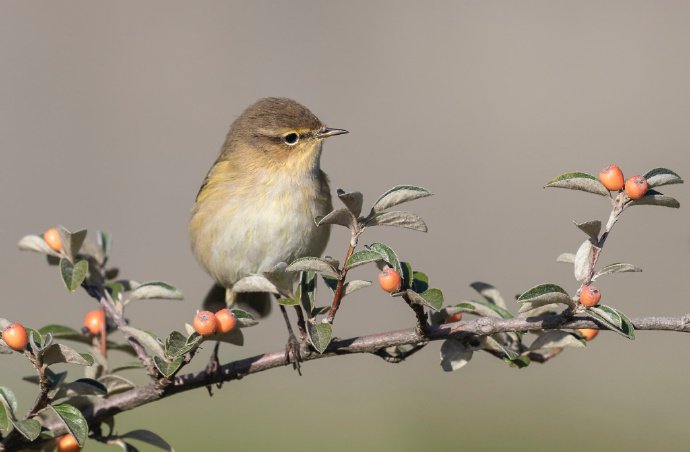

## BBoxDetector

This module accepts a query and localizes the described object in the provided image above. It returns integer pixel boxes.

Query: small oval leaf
[529,331,585,351]
[315,208,355,229]
[371,185,432,213]
[574,239,594,282]
[365,211,428,232]
[119,326,165,358]
[121,429,174,451]
[343,280,372,296]
[307,322,332,354]
[42,344,94,367]
[129,281,183,301]
[49,403,89,446]
[286,257,339,277]
[440,339,473,372]
[644,168,683,188]
[544,172,609,197]
[60,258,89,292]
[17,235,60,256]
[574,220,601,241]
[556,253,575,264]
[629,189,680,208]
[592,262,642,281]
[345,249,383,270]
[336,189,364,217]
[517,283,573,306]
[469,282,507,309]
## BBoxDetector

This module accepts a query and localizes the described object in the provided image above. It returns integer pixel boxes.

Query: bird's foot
[285,333,303,376]
[205,342,223,396]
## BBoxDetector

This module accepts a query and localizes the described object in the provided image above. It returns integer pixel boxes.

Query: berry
[214,309,237,334]
[624,175,648,200]
[378,268,402,293]
[2,323,28,351]
[57,433,81,452]
[83,309,105,336]
[193,311,218,337]
[598,165,625,191]
[445,312,463,323]
[579,285,601,307]
[578,328,599,341]
[43,227,63,251]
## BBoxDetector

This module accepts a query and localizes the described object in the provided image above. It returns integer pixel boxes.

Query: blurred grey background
[2,1,689,450]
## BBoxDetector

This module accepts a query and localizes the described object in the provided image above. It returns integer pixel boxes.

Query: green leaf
[336,189,364,217]
[17,234,61,256]
[129,281,183,301]
[343,280,372,296]
[98,375,136,395]
[592,262,642,281]
[276,297,299,306]
[629,189,680,208]
[544,172,609,197]
[345,249,383,270]
[42,344,94,367]
[119,326,165,358]
[504,355,531,368]
[574,239,594,282]
[481,335,519,360]
[455,299,513,319]
[49,403,88,446]
[529,331,585,350]
[120,429,174,451]
[321,275,339,293]
[584,304,635,339]
[367,243,402,276]
[440,339,473,371]
[58,227,87,260]
[406,288,444,311]
[412,271,429,293]
[574,220,601,241]
[307,323,332,354]
[11,418,40,441]
[286,257,339,277]
[153,355,184,378]
[232,274,288,297]
[37,324,135,355]
[53,378,108,399]
[371,185,432,213]
[60,258,89,292]
[644,168,683,188]
[230,309,258,328]
[165,331,197,358]
[469,282,507,309]
[517,284,574,314]
[365,211,428,232]
[315,208,355,229]
[0,386,17,433]
[213,327,244,346]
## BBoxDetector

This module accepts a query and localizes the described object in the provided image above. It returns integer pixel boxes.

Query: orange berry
[193,310,218,337]
[43,227,63,251]
[598,165,625,191]
[214,309,237,334]
[624,175,648,200]
[83,309,105,336]
[445,312,463,323]
[578,328,599,341]
[378,267,402,293]
[57,433,81,452]
[2,323,28,351]
[579,285,601,307]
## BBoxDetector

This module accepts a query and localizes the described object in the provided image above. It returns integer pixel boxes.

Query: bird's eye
[283,132,299,146]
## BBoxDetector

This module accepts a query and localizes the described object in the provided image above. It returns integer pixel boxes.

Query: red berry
[214,309,237,334]
[83,310,105,336]
[2,323,28,351]
[624,175,648,200]
[378,268,402,293]
[578,328,599,341]
[43,227,63,251]
[193,311,218,336]
[445,312,463,323]
[599,165,625,191]
[57,433,81,452]
[579,285,601,307]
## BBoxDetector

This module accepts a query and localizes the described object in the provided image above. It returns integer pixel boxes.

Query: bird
[189,97,347,367]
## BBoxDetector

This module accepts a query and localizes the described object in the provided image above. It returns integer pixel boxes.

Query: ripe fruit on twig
[378,267,402,293]
[598,165,625,191]
[43,227,63,251]
[624,175,648,200]
[193,311,218,336]
[57,434,81,452]
[83,309,105,336]
[579,285,601,307]
[445,312,463,323]
[578,328,599,341]
[2,322,28,351]
[214,309,237,334]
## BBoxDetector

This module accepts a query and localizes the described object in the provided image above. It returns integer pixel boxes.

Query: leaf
[213,327,244,346]
[53,379,108,399]
[42,344,94,367]
[412,271,429,293]
[153,356,183,378]
[544,172,609,197]
[529,331,585,350]
[165,331,196,358]
[345,249,383,270]
[120,429,174,451]
[230,309,258,328]
[119,326,165,358]
[371,185,432,213]
[315,208,355,229]
[343,280,371,296]
[629,189,680,208]
[556,253,575,264]
[592,262,642,281]
[517,284,574,313]
[37,324,135,355]
[584,304,635,339]
[307,323,332,354]
[440,339,473,371]
[367,243,402,276]
[455,300,513,319]
[644,167,683,188]
[17,234,60,256]
[573,239,594,282]
[481,335,519,360]
[574,220,601,241]
[286,257,339,277]
[98,375,136,395]
[11,418,40,441]
[276,297,299,306]
[0,387,17,433]
[49,403,88,446]
[60,258,89,292]
[406,289,443,311]
[129,281,183,301]
[470,282,507,309]
[365,211,428,232]
[336,189,364,217]
[58,227,87,260]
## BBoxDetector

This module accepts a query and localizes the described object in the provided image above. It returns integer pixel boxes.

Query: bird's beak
[317,127,348,139]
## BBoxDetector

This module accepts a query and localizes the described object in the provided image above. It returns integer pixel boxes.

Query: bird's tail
[202,283,272,318]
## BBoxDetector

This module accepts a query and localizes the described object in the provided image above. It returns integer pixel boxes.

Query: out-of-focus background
[2,1,689,450]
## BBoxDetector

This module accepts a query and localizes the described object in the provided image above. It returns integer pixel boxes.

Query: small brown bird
[189,97,347,357]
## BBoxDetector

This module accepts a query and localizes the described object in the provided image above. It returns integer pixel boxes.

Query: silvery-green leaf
[58,227,87,260]
[584,304,635,339]
[17,234,60,256]
[405,288,443,311]
[42,344,94,367]
[307,322,332,354]
[53,379,108,399]
[276,297,299,306]
[481,335,519,360]
[184,323,195,336]
[529,331,585,350]
[286,257,339,277]
[544,172,609,197]
[470,282,507,309]
[213,327,244,346]
[629,189,680,208]
[556,253,575,264]
[48,403,89,446]
[0,387,17,415]
[365,211,428,232]
[98,375,136,395]
[129,282,183,301]
[343,280,371,296]
[232,275,282,295]
[345,249,383,270]
[456,299,513,319]
[10,418,40,441]
[574,239,594,281]
[336,189,364,217]
[120,429,174,451]
[517,283,574,309]
[315,208,355,229]
[518,303,562,317]
[367,243,402,276]
[153,355,183,378]
[371,185,432,213]
[644,168,683,188]
[574,220,601,241]
[230,309,258,328]
[592,262,642,281]
[60,258,89,292]
[164,331,196,358]
[119,326,165,358]
[440,339,473,372]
